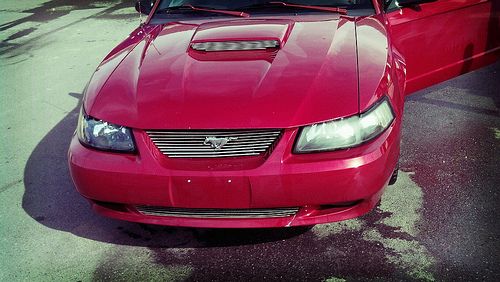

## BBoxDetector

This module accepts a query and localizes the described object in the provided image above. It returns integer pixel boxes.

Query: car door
[384,0,499,95]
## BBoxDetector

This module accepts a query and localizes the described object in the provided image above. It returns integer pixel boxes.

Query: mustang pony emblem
[203,136,238,150]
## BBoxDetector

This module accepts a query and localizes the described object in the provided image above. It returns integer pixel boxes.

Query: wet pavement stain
[320,172,435,281]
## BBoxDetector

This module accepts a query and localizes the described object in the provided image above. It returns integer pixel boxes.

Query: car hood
[87,16,360,129]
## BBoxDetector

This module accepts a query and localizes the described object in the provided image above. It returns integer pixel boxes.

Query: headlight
[77,108,136,152]
[295,97,394,153]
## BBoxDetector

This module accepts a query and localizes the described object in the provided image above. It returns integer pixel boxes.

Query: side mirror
[396,0,437,7]
[135,0,153,15]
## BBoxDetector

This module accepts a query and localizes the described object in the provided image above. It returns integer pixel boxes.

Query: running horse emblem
[203,136,238,150]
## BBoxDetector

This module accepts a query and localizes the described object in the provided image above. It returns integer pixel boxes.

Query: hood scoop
[188,19,293,61]
[191,40,280,52]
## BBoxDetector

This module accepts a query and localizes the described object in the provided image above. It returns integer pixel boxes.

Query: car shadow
[406,61,500,111]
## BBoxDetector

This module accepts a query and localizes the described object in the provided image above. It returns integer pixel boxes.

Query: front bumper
[68,122,400,228]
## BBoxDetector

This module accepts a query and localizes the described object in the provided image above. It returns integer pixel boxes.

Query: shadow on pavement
[0,0,134,32]
[406,62,500,110]
[0,0,135,59]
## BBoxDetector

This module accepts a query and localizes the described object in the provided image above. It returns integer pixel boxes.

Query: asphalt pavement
[0,1,498,281]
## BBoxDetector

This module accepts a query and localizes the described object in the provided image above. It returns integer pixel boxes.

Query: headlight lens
[295,98,394,153]
[77,108,136,152]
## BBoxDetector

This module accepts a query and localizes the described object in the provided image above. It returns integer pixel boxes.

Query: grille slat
[148,130,279,135]
[150,138,278,143]
[150,137,278,141]
[156,150,266,155]
[148,131,280,135]
[136,206,299,218]
[155,143,273,148]
[162,152,259,158]
[155,137,276,145]
[156,145,271,150]
[155,150,270,154]
[147,129,281,158]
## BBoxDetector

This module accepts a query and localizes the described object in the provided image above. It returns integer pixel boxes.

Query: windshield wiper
[238,1,347,15]
[157,5,249,18]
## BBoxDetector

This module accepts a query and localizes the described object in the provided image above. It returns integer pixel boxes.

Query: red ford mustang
[68,0,499,228]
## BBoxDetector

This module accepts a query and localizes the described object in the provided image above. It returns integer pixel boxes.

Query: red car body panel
[385,0,500,95]
[69,0,499,228]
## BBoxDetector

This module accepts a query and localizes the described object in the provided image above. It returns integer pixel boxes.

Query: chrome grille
[136,206,299,218]
[146,129,282,158]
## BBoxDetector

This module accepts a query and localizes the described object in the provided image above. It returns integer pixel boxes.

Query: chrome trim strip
[136,206,299,218]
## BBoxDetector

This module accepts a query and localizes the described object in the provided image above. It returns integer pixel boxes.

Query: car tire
[388,162,399,185]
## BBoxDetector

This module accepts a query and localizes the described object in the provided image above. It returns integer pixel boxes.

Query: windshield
[152,0,375,20]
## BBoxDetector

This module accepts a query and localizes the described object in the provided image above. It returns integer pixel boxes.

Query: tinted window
[153,0,375,15]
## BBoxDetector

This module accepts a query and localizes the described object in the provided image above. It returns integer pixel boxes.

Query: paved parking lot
[0,1,498,281]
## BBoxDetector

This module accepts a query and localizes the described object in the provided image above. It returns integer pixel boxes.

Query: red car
[68,0,499,228]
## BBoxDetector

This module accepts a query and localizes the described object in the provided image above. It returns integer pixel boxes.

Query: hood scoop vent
[187,20,293,62]
[191,40,280,52]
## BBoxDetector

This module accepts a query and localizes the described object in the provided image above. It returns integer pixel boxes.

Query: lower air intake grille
[146,129,282,158]
[136,206,299,218]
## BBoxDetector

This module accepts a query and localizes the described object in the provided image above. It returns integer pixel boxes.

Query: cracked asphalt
[0,1,498,281]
